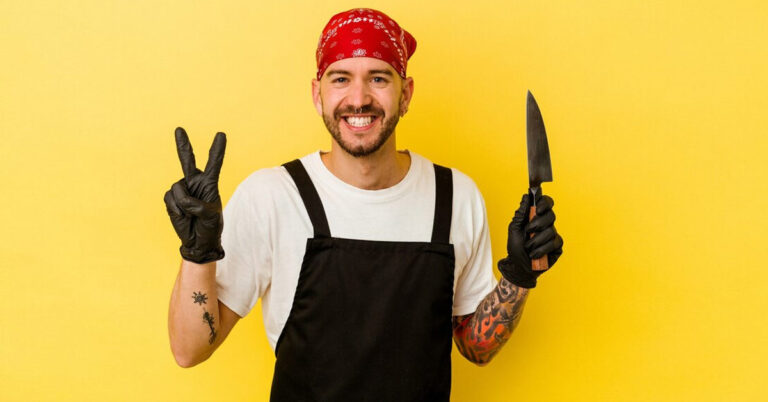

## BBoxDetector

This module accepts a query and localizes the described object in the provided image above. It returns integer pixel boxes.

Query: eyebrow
[326,69,394,77]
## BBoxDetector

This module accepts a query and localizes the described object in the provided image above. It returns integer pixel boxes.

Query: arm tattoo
[452,277,529,364]
[202,309,217,345]
[192,291,208,305]
[192,291,217,344]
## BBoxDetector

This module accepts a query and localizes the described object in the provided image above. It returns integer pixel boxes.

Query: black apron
[270,159,456,402]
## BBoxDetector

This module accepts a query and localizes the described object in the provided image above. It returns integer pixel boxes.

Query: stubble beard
[321,95,402,158]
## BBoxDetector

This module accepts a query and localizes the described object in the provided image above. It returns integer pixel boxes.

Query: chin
[338,138,386,157]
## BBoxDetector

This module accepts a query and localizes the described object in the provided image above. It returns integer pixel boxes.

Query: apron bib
[270,159,456,402]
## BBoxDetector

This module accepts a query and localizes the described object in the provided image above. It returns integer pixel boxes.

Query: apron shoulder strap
[282,159,331,238]
[282,159,452,242]
[431,164,453,244]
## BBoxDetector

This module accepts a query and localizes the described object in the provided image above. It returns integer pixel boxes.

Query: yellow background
[2,1,766,401]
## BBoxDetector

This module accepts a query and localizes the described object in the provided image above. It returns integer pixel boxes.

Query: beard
[321,98,401,158]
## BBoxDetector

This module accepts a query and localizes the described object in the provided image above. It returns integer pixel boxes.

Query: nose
[346,78,372,111]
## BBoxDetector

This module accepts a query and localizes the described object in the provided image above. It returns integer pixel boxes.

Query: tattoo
[202,309,217,344]
[192,291,208,305]
[452,277,529,364]
[192,291,216,344]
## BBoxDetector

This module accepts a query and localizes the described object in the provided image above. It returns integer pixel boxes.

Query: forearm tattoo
[202,309,217,344]
[192,291,217,344]
[192,291,208,305]
[452,277,529,364]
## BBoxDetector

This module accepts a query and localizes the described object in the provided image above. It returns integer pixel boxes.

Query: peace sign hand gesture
[163,127,227,264]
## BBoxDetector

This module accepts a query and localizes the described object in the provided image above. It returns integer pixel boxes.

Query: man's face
[312,57,414,157]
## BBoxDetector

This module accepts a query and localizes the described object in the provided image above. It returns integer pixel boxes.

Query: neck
[320,138,411,190]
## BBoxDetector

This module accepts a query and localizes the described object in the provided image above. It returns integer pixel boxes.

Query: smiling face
[312,57,414,157]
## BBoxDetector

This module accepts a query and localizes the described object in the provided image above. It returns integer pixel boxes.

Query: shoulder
[449,167,487,230]
[238,165,291,192]
[411,152,480,193]
[234,152,322,196]
[409,151,485,206]
[225,162,299,210]
[449,167,482,200]
[439,164,485,209]
[410,151,486,213]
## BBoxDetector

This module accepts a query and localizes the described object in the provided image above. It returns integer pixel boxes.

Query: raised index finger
[174,127,197,179]
[203,132,227,181]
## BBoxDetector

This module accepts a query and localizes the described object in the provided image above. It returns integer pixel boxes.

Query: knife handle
[529,205,550,271]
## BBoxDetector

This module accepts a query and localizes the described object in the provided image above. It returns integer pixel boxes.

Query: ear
[312,78,323,116]
[399,76,414,117]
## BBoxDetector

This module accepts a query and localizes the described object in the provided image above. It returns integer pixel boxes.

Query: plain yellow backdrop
[2,1,766,401]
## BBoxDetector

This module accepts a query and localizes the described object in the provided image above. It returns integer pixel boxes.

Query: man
[165,7,563,401]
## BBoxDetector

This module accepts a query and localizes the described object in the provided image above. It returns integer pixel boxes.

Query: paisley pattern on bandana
[315,8,417,80]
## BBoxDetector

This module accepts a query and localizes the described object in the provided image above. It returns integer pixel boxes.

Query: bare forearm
[168,259,221,367]
[452,277,529,365]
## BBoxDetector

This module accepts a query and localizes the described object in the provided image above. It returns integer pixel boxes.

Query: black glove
[497,192,563,288]
[163,127,227,264]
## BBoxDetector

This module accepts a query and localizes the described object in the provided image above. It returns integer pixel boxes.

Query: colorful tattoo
[452,277,529,364]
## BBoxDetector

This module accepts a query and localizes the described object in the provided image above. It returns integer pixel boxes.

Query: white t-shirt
[216,150,498,351]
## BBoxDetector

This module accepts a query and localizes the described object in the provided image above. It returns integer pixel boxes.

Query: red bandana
[316,8,417,80]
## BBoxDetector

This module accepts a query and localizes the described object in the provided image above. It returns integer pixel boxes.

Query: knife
[526,90,553,271]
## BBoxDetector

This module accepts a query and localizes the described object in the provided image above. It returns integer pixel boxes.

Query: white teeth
[345,116,374,127]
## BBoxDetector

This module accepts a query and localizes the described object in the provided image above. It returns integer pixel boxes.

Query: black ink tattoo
[202,309,217,344]
[192,291,208,305]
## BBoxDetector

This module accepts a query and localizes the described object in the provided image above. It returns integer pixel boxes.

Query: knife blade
[526,90,553,271]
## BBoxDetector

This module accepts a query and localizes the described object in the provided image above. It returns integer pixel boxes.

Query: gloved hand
[163,127,227,264]
[497,192,563,288]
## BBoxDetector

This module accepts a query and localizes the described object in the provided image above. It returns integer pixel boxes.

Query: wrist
[180,245,225,264]
[497,257,538,289]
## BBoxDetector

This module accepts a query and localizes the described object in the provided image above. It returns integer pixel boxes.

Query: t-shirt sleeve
[215,173,272,318]
[451,176,498,317]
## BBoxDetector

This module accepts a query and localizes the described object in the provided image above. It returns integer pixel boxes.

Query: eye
[372,76,387,83]
[333,77,348,83]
